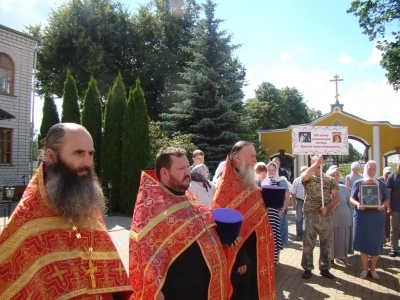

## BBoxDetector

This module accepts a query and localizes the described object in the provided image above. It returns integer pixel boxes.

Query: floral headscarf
[191,164,211,191]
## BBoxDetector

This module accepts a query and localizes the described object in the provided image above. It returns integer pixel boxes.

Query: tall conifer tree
[61,69,80,124]
[101,73,126,213]
[121,78,150,212]
[38,87,59,146]
[162,0,246,171]
[81,77,102,174]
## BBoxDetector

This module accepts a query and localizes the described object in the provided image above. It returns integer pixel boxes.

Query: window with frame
[0,53,14,95]
[0,128,12,164]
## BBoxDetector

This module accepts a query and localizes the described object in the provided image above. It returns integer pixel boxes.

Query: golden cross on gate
[329,74,344,101]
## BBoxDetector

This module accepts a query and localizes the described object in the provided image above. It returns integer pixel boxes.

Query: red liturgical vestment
[129,171,229,300]
[0,164,133,299]
[211,157,276,300]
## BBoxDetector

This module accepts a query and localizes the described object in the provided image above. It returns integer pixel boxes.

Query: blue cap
[211,208,243,244]
[261,185,286,209]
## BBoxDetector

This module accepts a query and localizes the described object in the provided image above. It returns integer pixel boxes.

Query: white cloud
[279,48,304,62]
[339,54,356,65]
[340,79,399,124]
[280,52,293,61]
[361,43,382,68]
[243,59,399,125]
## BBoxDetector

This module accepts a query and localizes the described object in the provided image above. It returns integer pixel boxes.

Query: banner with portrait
[292,126,349,155]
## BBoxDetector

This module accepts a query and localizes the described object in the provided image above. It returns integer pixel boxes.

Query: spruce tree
[38,87,59,146]
[162,0,246,172]
[61,69,80,124]
[81,77,102,174]
[100,73,126,214]
[121,78,150,213]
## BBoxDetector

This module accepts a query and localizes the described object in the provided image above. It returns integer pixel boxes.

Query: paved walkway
[104,208,400,300]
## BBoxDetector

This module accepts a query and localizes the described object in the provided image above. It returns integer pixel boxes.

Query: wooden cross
[329,74,343,101]
[52,265,65,281]
[86,260,98,288]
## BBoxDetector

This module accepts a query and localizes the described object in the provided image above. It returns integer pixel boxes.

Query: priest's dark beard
[45,157,106,221]
[238,160,257,190]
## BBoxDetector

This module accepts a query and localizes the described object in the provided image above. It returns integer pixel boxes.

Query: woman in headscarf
[345,162,363,190]
[326,168,353,265]
[189,164,216,208]
[350,160,389,280]
[263,162,291,265]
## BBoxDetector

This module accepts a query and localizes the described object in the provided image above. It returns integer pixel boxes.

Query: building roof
[0,24,40,42]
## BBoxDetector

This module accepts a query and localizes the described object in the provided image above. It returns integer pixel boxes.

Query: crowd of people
[0,122,399,299]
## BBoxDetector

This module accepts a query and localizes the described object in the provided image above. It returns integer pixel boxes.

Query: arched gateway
[257,100,400,179]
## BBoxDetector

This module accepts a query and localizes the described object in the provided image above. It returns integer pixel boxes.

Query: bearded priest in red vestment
[211,141,276,300]
[129,147,230,300]
[0,123,132,300]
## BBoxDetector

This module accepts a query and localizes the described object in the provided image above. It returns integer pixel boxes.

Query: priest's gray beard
[45,157,106,221]
[238,159,257,190]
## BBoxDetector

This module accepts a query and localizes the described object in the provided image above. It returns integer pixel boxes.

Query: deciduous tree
[131,0,200,120]
[32,0,134,99]
[148,121,196,169]
[243,82,313,134]
[348,0,400,90]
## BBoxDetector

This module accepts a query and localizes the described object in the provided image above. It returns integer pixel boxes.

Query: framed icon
[360,184,380,208]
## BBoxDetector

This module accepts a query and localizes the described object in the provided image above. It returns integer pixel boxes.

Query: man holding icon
[301,155,339,280]
[212,141,275,300]
[129,147,234,300]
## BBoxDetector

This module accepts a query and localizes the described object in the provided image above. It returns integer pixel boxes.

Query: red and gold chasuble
[129,171,229,300]
[211,157,276,300]
[0,164,133,300]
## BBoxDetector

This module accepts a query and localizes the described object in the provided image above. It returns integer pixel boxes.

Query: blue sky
[1,0,398,136]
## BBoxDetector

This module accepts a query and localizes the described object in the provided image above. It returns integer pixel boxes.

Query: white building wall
[0,26,38,189]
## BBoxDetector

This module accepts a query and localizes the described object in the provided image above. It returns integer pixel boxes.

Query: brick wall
[0,25,38,190]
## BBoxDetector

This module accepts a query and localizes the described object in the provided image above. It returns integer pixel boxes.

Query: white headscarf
[362,160,379,185]
[383,166,393,176]
[254,162,267,169]
[351,161,360,170]
[326,168,339,177]
[261,162,287,186]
